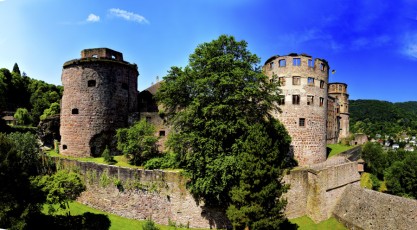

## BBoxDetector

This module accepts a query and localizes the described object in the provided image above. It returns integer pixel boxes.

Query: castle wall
[56,158,229,229]
[60,49,138,157]
[333,185,417,230]
[263,54,329,166]
[328,83,350,141]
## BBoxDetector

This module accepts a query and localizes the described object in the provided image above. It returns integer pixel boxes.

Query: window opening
[320,97,324,107]
[279,59,286,67]
[293,58,301,66]
[159,130,166,137]
[269,62,274,70]
[320,63,325,71]
[292,76,301,85]
[72,108,79,114]
[308,59,314,67]
[292,95,300,105]
[278,95,285,105]
[308,77,314,86]
[146,116,152,122]
[299,118,305,127]
[320,80,325,89]
[307,95,314,105]
[278,77,286,86]
[63,145,67,150]
[88,80,96,87]
[92,54,98,58]
[122,83,128,90]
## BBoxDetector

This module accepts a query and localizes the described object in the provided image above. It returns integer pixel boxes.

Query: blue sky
[0,0,416,102]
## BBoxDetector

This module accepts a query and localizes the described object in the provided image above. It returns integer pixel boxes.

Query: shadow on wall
[89,130,118,157]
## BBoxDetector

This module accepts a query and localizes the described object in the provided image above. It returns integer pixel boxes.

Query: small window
[146,116,151,122]
[293,58,301,66]
[292,76,301,85]
[338,85,343,91]
[63,145,67,150]
[122,83,128,90]
[319,97,324,107]
[292,95,300,105]
[278,77,286,86]
[88,80,96,87]
[92,54,98,58]
[159,130,166,137]
[320,63,325,71]
[308,77,314,86]
[279,59,286,67]
[299,118,305,127]
[269,62,274,70]
[308,59,314,67]
[72,108,79,114]
[278,95,285,105]
[307,95,314,105]
[320,80,325,89]
[111,55,116,59]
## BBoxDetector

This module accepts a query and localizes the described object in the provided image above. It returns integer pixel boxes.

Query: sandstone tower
[263,53,329,166]
[328,82,350,141]
[60,48,138,157]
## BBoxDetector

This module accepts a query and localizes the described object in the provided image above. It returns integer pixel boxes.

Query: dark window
[278,77,286,86]
[269,62,274,70]
[122,83,128,90]
[320,63,325,71]
[308,77,314,85]
[293,58,301,66]
[63,145,67,150]
[146,116,151,122]
[278,95,285,105]
[320,97,324,107]
[307,95,314,105]
[320,80,325,89]
[159,130,166,137]
[72,108,79,114]
[292,95,300,105]
[292,76,301,85]
[308,59,314,67]
[279,59,286,67]
[299,118,305,127]
[88,80,96,87]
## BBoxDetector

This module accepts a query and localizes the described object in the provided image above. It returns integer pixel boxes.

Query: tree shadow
[28,212,111,230]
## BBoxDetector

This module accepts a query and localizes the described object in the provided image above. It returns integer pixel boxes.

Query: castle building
[60,48,139,157]
[263,53,349,166]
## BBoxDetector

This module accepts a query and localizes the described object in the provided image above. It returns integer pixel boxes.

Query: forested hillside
[349,100,417,138]
[0,64,62,126]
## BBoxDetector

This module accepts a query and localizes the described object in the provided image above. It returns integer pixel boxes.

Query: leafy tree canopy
[14,107,32,125]
[156,35,294,229]
[12,63,21,76]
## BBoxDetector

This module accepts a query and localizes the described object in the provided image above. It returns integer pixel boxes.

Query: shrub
[142,219,160,230]
[144,153,179,169]
[102,146,115,165]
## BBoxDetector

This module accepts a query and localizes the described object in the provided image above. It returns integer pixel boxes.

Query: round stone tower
[60,48,138,157]
[328,82,349,141]
[263,53,329,166]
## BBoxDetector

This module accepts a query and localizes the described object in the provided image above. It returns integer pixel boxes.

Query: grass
[327,144,355,158]
[290,216,347,230]
[44,202,206,230]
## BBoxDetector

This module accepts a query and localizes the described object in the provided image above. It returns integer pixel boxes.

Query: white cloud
[402,32,417,59]
[108,8,149,24]
[86,14,100,23]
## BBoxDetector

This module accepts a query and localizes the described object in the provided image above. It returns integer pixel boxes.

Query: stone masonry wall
[333,185,417,230]
[60,49,138,157]
[56,158,229,229]
[263,54,329,166]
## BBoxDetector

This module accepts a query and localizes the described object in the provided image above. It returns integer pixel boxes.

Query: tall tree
[12,63,21,76]
[156,35,293,229]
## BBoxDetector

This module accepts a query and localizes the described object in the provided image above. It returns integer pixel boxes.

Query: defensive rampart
[333,185,417,230]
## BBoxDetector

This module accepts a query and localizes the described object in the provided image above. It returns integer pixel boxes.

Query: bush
[142,219,160,230]
[102,146,115,165]
[144,153,179,169]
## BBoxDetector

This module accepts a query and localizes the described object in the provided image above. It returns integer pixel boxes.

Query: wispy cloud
[402,32,417,59]
[86,14,100,23]
[108,8,149,24]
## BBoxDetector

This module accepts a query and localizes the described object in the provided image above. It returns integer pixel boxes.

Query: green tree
[116,119,159,166]
[14,107,32,125]
[361,142,387,179]
[156,35,293,229]
[385,153,417,198]
[12,63,21,76]
[40,101,60,120]
[102,145,116,164]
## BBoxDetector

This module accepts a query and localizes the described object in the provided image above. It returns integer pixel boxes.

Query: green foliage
[14,107,32,125]
[360,172,380,190]
[142,219,161,230]
[361,142,386,179]
[32,170,86,213]
[156,35,293,229]
[384,153,417,198]
[12,63,21,76]
[102,145,116,164]
[349,99,417,138]
[116,119,159,166]
[290,216,347,230]
[40,101,60,120]
[144,152,179,169]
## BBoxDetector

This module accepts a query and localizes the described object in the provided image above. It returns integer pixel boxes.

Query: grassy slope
[327,144,355,158]
[290,216,347,230]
